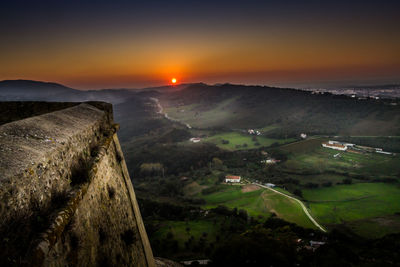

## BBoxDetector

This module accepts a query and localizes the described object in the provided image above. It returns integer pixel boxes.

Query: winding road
[255,183,327,232]
[150,97,192,129]
[150,97,326,232]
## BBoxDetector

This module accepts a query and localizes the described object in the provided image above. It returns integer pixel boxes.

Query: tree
[238,209,248,221]
[166,231,174,239]
[293,189,303,198]
[322,182,332,187]
[343,178,352,185]
[212,157,224,170]
[218,173,226,182]
[139,162,164,176]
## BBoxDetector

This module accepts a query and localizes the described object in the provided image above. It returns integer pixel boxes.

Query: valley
[3,1,400,264]
[111,83,400,262]
[2,80,400,264]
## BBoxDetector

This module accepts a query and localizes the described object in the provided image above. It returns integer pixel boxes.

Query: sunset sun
[171,78,177,84]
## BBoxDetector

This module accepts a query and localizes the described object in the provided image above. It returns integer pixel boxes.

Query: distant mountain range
[0,80,195,103]
[0,80,135,103]
[158,83,400,136]
[2,78,399,139]
[1,79,399,103]
[0,79,76,93]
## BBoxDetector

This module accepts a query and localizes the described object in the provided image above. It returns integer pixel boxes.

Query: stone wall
[0,101,79,126]
[0,102,155,266]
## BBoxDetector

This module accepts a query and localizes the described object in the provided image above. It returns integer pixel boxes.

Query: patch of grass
[279,138,400,181]
[272,187,294,196]
[290,173,351,187]
[201,185,315,228]
[303,183,400,226]
[150,218,223,260]
[276,137,400,237]
[279,137,326,153]
[258,125,279,132]
[260,189,315,229]
[345,215,400,239]
[203,132,295,151]
[183,181,206,196]
[153,220,218,246]
[164,97,239,128]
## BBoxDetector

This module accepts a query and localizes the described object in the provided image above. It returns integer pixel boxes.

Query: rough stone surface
[0,101,79,126]
[0,102,155,266]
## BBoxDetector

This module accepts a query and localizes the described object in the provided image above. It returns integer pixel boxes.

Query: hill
[0,79,192,104]
[0,79,139,103]
[0,79,75,93]
[0,80,84,101]
[160,83,400,136]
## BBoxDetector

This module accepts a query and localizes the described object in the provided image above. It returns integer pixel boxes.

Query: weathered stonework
[0,102,155,266]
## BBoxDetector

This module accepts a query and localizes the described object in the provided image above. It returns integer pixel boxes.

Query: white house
[263,158,280,164]
[265,183,276,188]
[225,175,241,183]
[300,133,307,139]
[322,141,347,151]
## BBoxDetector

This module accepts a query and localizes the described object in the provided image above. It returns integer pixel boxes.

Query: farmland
[164,96,238,128]
[303,183,400,222]
[203,131,295,151]
[302,183,400,236]
[267,137,400,237]
[278,138,400,182]
[201,185,316,229]
[118,84,400,261]
[150,219,219,258]
[179,136,400,239]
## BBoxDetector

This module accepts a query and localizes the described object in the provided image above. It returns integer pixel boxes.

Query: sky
[0,0,399,89]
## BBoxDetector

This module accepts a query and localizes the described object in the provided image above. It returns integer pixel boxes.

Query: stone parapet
[0,102,154,266]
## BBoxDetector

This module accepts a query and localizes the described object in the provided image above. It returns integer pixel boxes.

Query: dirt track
[241,184,261,192]
[255,183,326,232]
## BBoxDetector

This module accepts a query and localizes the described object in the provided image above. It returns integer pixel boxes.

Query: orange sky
[1,1,399,89]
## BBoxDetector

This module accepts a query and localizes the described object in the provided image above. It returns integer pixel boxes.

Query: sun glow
[171,78,177,84]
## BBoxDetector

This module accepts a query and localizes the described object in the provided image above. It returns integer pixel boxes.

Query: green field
[280,137,326,153]
[345,215,400,239]
[164,97,238,128]
[279,138,400,181]
[152,219,219,247]
[275,138,400,237]
[303,183,400,226]
[203,132,295,151]
[201,185,316,229]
